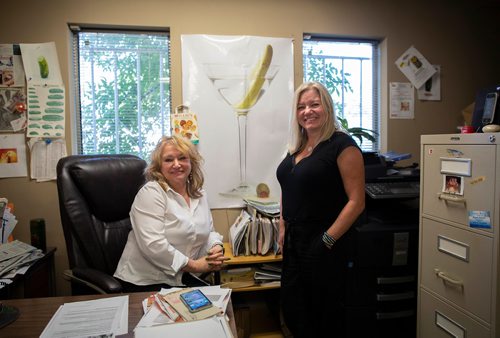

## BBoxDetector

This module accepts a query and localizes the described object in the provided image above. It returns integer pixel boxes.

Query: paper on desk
[40,295,129,338]
[135,316,233,338]
[136,286,231,329]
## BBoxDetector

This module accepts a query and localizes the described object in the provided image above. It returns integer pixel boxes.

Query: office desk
[0,247,56,300]
[0,291,237,337]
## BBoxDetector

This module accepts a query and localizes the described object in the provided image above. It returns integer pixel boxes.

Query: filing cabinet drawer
[421,144,496,230]
[420,218,493,322]
[419,288,490,338]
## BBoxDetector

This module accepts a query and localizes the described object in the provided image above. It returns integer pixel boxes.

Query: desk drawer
[419,288,490,338]
[420,218,493,322]
[421,144,495,231]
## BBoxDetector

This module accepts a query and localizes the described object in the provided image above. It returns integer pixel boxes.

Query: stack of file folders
[228,205,280,257]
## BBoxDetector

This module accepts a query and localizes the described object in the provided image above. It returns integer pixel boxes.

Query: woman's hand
[278,218,285,254]
[205,244,230,271]
[183,245,230,273]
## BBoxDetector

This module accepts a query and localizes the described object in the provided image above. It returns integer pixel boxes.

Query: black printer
[344,152,420,338]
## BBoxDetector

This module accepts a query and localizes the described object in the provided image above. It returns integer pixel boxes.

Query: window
[303,36,380,151]
[70,26,171,159]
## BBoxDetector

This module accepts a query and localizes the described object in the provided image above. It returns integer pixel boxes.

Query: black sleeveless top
[276,132,360,229]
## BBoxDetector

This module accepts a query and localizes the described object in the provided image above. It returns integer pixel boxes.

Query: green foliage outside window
[77,31,170,159]
[304,47,378,146]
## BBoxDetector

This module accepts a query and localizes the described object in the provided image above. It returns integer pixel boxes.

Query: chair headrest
[58,154,147,222]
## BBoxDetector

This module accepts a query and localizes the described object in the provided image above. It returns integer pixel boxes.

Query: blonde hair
[146,135,204,198]
[288,81,343,154]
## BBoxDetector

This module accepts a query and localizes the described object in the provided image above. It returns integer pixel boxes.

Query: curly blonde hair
[145,135,204,199]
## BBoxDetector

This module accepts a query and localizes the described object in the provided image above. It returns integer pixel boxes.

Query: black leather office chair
[56,154,147,295]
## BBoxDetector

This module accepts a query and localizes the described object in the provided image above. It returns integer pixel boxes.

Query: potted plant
[337,116,378,145]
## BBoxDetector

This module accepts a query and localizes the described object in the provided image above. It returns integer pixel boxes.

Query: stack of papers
[135,316,233,338]
[135,286,232,337]
[0,240,43,277]
[244,197,280,217]
[220,263,282,290]
[40,295,129,338]
[254,264,281,283]
[220,267,256,289]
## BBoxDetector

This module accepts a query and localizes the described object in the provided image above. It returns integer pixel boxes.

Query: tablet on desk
[180,289,213,313]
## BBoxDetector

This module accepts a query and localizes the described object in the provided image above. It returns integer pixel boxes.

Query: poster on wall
[181,35,294,208]
[20,42,65,138]
[395,46,436,89]
[390,82,414,119]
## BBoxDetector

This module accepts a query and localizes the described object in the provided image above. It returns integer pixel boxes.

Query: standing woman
[114,135,228,291]
[276,82,365,337]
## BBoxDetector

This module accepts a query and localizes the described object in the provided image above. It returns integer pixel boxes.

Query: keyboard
[365,181,420,199]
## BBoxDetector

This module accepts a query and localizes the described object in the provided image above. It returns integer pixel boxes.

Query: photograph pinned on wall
[442,174,464,195]
[0,88,27,132]
[0,44,26,88]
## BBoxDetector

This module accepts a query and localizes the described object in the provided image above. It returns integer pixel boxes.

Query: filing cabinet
[418,133,500,338]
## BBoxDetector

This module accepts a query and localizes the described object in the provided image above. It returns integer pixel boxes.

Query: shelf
[223,242,282,265]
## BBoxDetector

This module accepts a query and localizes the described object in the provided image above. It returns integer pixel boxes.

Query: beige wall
[1,0,498,296]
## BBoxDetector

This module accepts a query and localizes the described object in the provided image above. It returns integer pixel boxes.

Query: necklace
[307,146,313,152]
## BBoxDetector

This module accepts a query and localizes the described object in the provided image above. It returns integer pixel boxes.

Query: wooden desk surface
[0,291,236,337]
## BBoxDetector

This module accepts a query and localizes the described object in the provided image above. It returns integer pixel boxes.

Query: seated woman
[114,135,228,291]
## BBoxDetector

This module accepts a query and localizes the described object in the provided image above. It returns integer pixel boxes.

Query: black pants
[281,224,351,338]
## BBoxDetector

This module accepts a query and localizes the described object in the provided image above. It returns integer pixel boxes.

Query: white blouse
[114,181,223,286]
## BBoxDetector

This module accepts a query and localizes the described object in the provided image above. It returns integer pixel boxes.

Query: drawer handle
[437,193,466,204]
[434,268,464,289]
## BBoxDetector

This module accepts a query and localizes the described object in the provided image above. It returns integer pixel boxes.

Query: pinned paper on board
[417,65,441,101]
[0,87,27,132]
[390,82,414,119]
[0,133,28,178]
[20,42,62,86]
[0,44,26,88]
[172,105,200,144]
[395,46,436,89]
[20,42,65,138]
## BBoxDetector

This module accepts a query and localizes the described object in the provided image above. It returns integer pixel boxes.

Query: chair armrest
[65,268,123,294]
